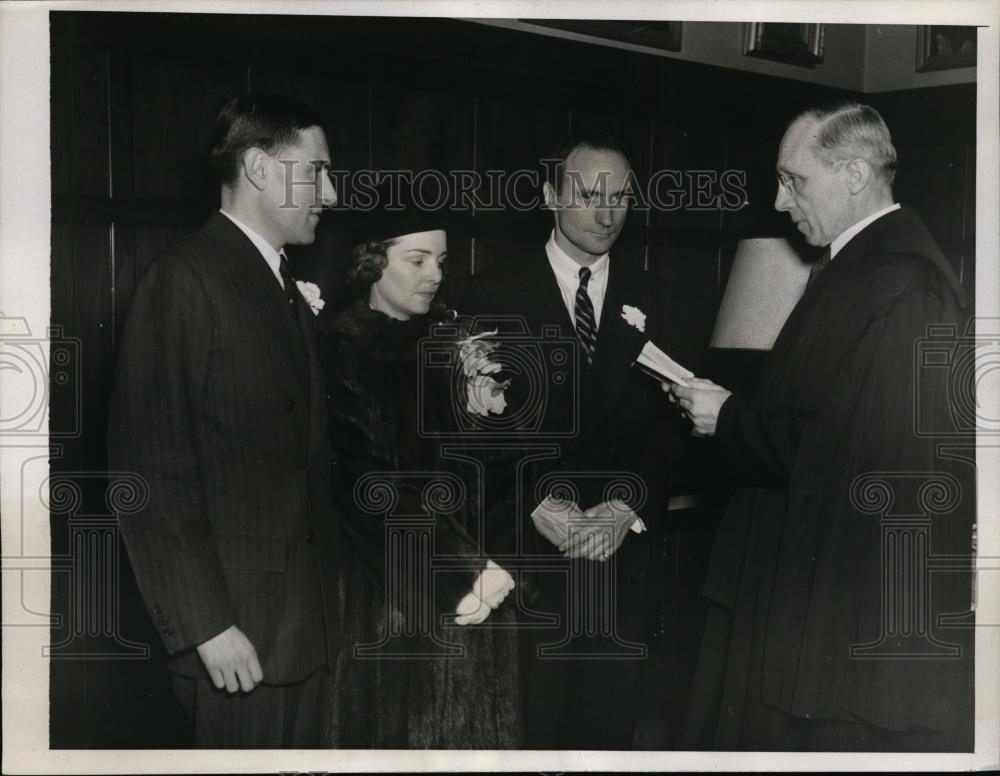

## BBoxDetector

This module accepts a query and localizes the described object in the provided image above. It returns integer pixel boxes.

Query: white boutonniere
[295,280,325,316]
[456,328,511,416]
[621,304,646,333]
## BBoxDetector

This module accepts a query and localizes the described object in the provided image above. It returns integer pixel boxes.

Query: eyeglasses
[776,172,804,194]
[777,159,851,195]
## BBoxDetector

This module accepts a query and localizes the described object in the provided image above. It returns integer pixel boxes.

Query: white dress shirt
[545,231,610,327]
[830,202,901,261]
[220,209,286,288]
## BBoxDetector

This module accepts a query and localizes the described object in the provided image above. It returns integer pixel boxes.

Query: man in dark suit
[461,130,684,749]
[674,102,974,750]
[108,94,340,748]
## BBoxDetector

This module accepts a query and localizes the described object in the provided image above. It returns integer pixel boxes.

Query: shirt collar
[545,230,610,280]
[219,209,285,279]
[830,202,901,260]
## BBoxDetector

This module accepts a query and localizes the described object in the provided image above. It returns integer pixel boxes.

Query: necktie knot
[578,265,592,287]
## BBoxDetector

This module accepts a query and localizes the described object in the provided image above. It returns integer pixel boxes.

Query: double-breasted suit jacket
[108,211,340,684]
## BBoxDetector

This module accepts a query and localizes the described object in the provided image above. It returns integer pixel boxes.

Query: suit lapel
[525,247,576,336]
[526,250,648,420]
[205,212,310,384]
[299,302,326,455]
[586,262,648,414]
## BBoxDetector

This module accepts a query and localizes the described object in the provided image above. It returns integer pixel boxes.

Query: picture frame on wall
[743,22,825,67]
[525,20,683,53]
[916,25,977,71]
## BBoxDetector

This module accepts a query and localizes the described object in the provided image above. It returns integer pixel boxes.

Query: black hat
[352,174,448,244]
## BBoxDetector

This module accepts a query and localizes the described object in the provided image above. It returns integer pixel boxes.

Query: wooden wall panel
[719,127,789,238]
[370,82,475,173]
[50,222,114,473]
[648,232,723,361]
[471,231,547,278]
[51,26,109,199]
[648,121,729,235]
[114,52,246,204]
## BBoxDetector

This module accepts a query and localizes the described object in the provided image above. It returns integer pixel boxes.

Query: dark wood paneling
[50,222,114,472]
[720,127,790,238]
[472,231,546,278]
[113,52,245,204]
[51,21,109,199]
[869,84,976,296]
[648,230,723,359]
[648,120,728,234]
[371,82,475,172]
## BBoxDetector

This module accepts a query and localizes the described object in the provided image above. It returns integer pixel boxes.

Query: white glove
[454,560,515,626]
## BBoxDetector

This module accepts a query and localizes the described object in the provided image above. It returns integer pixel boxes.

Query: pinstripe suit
[108,212,340,741]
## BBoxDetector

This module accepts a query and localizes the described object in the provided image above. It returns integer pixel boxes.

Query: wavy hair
[210,93,327,187]
[796,101,898,185]
[344,238,395,294]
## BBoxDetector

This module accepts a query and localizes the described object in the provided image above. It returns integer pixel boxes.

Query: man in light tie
[462,129,686,748]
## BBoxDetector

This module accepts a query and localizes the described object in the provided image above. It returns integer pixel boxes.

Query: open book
[633,341,695,386]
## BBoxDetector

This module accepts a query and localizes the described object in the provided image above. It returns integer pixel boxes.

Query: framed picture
[525,20,683,53]
[916,25,977,72]
[743,22,825,67]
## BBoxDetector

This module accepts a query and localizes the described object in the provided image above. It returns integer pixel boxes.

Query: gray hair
[796,101,897,186]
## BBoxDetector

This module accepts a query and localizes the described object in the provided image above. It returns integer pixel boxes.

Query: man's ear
[844,158,872,196]
[240,147,268,191]
[542,180,558,210]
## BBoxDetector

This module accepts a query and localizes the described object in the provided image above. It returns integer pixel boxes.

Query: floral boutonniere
[457,327,511,417]
[296,280,325,316]
[621,304,646,333]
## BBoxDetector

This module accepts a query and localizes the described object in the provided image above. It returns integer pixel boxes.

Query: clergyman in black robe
[673,101,975,751]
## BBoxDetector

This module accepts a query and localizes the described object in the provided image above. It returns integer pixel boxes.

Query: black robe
[688,206,975,750]
[320,301,521,748]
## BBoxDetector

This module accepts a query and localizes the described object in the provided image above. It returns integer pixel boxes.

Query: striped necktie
[575,265,597,365]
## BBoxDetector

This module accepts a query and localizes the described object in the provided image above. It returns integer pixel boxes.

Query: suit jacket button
[306,530,317,545]
[152,604,163,616]
[163,626,175,637]
[286,398,297,410]
[157,616,169,626]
